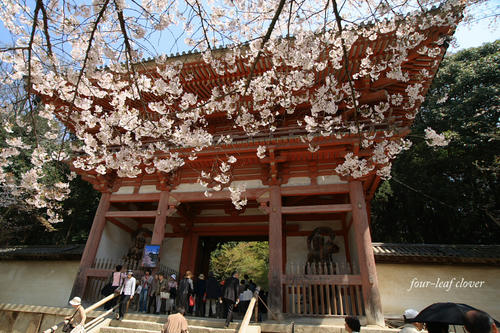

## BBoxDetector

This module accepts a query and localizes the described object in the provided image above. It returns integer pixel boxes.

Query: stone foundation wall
[0,260,79,308]
[0,304,81,333]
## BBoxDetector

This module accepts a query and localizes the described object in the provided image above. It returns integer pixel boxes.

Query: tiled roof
[1,243,498,265]
[0,244,84,260]
[372,243,500,265]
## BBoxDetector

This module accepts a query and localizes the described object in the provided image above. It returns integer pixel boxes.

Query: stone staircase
[97,314,260,333]
[89,312,399,333]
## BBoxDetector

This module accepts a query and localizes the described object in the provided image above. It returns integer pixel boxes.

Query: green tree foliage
[0,76,100,245]
[371,41,500,244]
[0,172,99,245]
[210,241,269,289]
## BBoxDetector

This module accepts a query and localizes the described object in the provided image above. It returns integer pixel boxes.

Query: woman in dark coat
[204,272,221,317]
[177,270,194,314]
[194,273,207,317]
[222,271,240,328]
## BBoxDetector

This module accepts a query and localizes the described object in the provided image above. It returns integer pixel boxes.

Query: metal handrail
[42,293,118,333]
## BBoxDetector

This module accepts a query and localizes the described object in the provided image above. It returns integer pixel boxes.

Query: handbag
[62,308,78,332]
[189,295,195,307]
[101,272,115,296]
[135,285,142,294]
[160,291,170,299]
[101,283,113,296]
[62,322,74,333]
[169,287,177,299]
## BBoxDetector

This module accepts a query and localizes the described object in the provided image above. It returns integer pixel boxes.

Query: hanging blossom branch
[0,0,467,219]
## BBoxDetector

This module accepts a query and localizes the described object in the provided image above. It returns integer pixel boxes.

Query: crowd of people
[101,265,262,327]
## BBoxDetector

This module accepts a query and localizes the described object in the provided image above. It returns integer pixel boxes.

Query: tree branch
[242,0,288,96]
[331,0,362,136]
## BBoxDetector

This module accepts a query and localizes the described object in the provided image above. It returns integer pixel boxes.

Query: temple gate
[33,7,461,325]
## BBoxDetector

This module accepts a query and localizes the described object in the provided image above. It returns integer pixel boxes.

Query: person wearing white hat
[399,309,423,333]
[64,297,86,332]
[166,274,178,314]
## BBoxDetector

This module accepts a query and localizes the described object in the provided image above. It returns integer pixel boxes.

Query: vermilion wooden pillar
[179,232,199,276]
[70,191,111,299]
[348,181,384,325]
[268,185,283,319]
[151,190,170,245]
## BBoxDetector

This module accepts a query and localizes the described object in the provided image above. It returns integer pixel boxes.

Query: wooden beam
[105,210,157,218]
[285,213,344,221]
[106,217,135,234]
[151,191,170,245]
[349,181,384,325]
[179,233,194,275]
[110,193,160,202]
[286,230,343,237]
[268,185,283,318]
[170,188,267,202]
[282,204,352,214]
[191,225,270,234]
[189,233,199,275]
[347,216,353,231]
[280,184,349,196]
[191,215,268,223]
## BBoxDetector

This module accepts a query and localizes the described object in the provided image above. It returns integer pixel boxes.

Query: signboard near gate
[142,244,160,267]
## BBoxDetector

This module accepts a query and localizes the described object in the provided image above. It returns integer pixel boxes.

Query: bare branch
[331,0,362,135]
[242,0,288,96]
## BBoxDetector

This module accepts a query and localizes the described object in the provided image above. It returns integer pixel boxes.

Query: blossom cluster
[424,127,451,147]
[0,0,463,218]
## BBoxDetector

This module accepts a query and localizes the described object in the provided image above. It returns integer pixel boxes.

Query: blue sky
[0,1,498,55]
[449,0,500,51]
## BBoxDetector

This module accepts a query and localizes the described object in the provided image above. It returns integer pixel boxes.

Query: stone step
[100,324,239,333]
[100,327,159,333]
[109,319,163,330]
[109,314,239,328]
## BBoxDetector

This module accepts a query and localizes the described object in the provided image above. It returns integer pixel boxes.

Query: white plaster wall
[95,221,131,260]
[172,183,206,192]
[286,236,308,267]
[376,263,500,319]
[115,186,134,194]
[282,177,311,187]
[317,175,347,184]
[0,260,79,307]
[139,185,160,193]
[159,237,183,272]
[230,180,265,189]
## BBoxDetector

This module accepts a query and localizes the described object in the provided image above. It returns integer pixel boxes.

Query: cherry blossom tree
[0,0,481,224]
